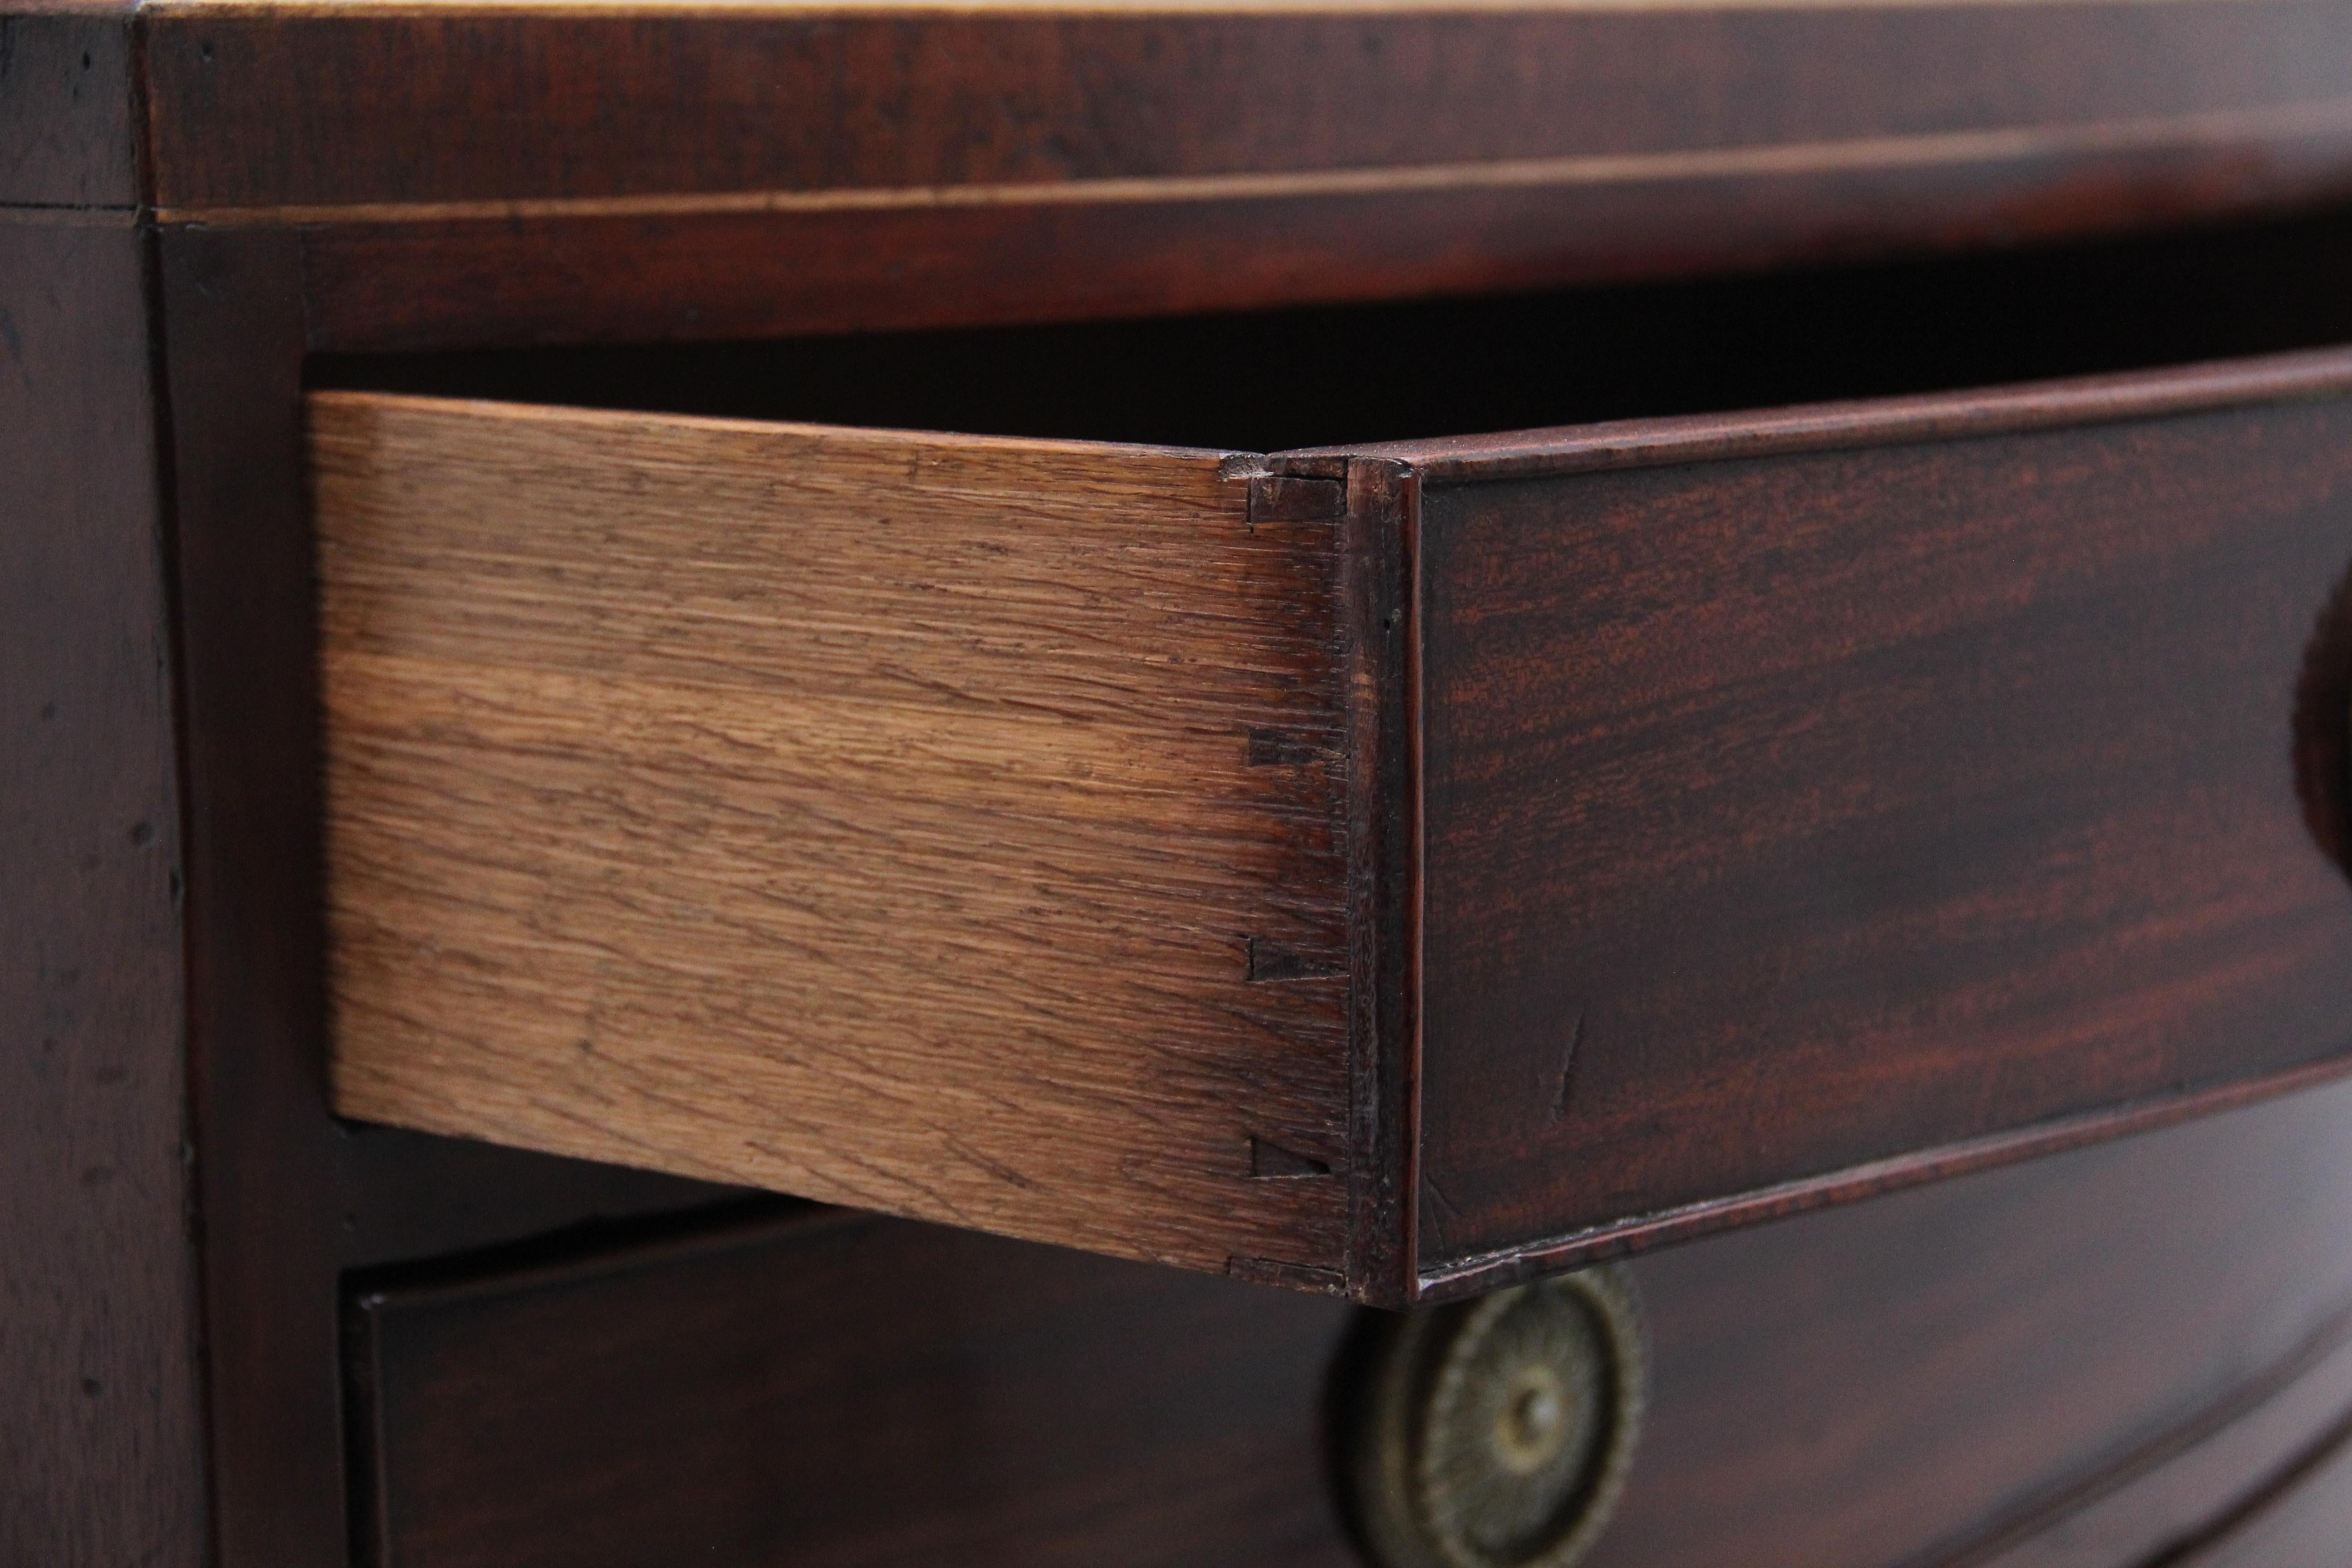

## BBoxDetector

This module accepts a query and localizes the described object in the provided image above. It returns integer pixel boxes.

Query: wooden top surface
[14,0,2352,333]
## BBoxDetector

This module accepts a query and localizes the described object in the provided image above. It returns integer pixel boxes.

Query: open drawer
[313,327,2352,1306]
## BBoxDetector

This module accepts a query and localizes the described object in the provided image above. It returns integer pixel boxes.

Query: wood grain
[315,392,1352,1279]
[49,0,2352,1556]
[1406,357,2352,1276]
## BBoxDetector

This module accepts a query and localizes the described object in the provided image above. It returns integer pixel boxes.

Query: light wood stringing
[314,392,1351,1277]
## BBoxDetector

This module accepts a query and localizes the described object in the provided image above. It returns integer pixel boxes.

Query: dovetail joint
[1248,475,1348,528]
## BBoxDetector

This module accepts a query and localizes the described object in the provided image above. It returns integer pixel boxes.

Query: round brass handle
[1336,1268,1646,1568]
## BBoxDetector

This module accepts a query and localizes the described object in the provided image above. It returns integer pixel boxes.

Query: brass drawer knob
[1337,1269,1646,1568]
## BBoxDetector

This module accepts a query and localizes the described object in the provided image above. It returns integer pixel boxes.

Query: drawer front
[346,1078,2352,1568]
[317,349,2352,1304]
[1393,361,2352,1285]
[348,1208,1357,1568]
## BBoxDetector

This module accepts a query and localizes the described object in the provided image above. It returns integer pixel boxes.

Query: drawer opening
[311,205,2352,451]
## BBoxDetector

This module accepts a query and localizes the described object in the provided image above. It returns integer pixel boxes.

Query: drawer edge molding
[1408,1054,2352,1306]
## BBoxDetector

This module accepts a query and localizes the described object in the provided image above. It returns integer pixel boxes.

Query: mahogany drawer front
[345,1078,2352,1568]
[1397,365,2352,1283]
[313,346,2352,1306]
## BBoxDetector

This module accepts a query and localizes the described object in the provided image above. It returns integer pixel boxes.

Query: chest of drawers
[16,2,2352,1562]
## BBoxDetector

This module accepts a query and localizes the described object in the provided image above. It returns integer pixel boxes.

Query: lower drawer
[345,1076,2352,1568]
[316,330,2352,1303]
[2171,1425,2352,1567]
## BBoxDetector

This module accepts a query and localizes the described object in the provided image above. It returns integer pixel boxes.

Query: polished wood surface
[1966,1331,2352,1565]
[128,0,2352,351]
[347,1077,2352,1568]
[1392,350,2352,1288]
[292,151,2352,355]
[316,393,1351,1282]
[350,1204,1354,1568]
[0,217,206,1562]
[139,1,2352,218]
[1592,1077,2352,1568]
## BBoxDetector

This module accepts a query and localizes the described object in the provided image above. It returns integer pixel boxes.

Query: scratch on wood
[1245,726,1322,767]
[1248,1136,1333,1179]
[1245,936,1345,984]
[1420,1174,1465,1254]
[1552,1010,1585,1120]
[1225,1256,1348,1295]
[946,1135,1037,1191]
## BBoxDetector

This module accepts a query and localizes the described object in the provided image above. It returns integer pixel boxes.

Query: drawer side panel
[313,393,1351,1279]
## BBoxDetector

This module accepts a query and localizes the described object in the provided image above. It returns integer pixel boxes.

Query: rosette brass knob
[1335,1269,1646,1568]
